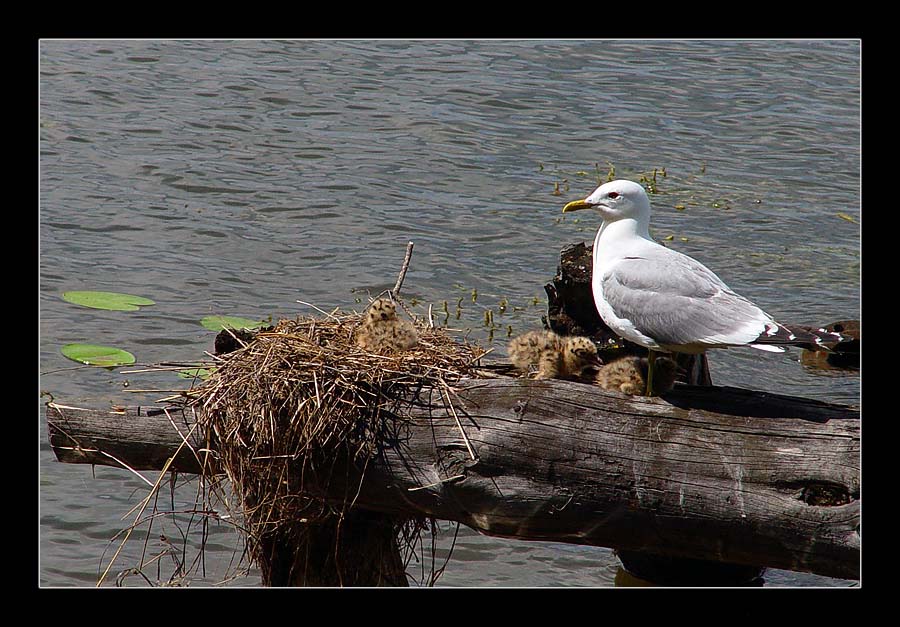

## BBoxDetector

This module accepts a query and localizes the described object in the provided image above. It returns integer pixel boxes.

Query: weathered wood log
[541,240,859,582]
[46,403,214,475]
[45,376,860,581]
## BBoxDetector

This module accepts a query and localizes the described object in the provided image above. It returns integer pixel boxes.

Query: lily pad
[61,343,136,367]
[200,315,265,332]
[178,367,215,380]
[62,291,155,311]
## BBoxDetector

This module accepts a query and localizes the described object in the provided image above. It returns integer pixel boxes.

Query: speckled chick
[356,298,419,354]
[508,330,561,379]
[595,355,679,396]
[508,331,598,380]
[560,336,600,380]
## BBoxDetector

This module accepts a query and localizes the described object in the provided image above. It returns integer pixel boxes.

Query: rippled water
[39,39,860,587]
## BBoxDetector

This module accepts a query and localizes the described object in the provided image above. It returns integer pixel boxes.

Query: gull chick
[594,355,679,397]
[508,330,598,379]
[560,335,601,380]
[356,298,419,354]
[508,330,559,378]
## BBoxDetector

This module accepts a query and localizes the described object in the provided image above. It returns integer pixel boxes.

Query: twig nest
[188,309,484,573]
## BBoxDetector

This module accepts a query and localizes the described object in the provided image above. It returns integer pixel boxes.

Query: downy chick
[356,297,419,354]
[594,355,679,396]
[508,330,598,379]
[560,335,600,380]
[508,330,560,378]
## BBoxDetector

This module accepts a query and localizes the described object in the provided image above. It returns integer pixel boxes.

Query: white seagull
[562,179,841,394]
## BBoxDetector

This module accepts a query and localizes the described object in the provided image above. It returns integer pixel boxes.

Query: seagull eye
[607,192,620,199]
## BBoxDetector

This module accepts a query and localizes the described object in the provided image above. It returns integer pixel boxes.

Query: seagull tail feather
[751,322,846,352]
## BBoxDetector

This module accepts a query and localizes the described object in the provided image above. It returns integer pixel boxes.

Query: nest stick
[392,240,415,297]
[440,380,477,461]
[407,474,466,492]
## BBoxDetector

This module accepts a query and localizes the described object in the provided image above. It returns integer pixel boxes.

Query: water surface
[39,39,860,587]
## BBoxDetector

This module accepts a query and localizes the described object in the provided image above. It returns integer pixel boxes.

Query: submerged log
[45,377,860,582]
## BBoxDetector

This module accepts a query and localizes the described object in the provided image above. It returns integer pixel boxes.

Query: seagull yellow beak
[562,199,592,213]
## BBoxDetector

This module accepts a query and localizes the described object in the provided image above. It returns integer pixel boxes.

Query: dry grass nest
[187,309,487,580]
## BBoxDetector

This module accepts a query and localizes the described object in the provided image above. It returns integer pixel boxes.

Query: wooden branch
[46,403,215,476]
[391,240,414,297]
[44,378,859,581]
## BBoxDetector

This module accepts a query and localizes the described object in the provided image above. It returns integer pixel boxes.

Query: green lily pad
[178,367,215,380]
[61,343,136,367]
[62,291,155,311]
[200,315,265,332]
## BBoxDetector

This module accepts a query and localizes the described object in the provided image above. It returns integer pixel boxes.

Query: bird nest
[188,309,486,585]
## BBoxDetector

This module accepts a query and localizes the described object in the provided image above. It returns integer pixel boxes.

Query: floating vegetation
[200,315,266,332]
[638,168,666,194]
[553,179,569,196]
[602,161,615,183]
[62,291,155,312]
[178,367,215,380]
[61,343,136,367]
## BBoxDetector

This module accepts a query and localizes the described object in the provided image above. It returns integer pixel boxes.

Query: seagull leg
[645,350,656,396]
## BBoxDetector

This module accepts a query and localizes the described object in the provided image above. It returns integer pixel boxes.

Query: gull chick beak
[562,198,592,213]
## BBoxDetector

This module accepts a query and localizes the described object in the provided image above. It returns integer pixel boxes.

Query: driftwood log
[44,243,860,585]
[46,377,859,582]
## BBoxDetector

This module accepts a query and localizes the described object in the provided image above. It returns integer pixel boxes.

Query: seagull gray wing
[599,248,772,348]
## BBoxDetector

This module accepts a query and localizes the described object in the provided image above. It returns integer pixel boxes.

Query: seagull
[562,179,842,394]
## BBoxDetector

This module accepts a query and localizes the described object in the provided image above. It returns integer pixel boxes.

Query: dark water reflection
[40,39,859,587]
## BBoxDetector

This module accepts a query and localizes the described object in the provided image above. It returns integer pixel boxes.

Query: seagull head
[562,179,651,225]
